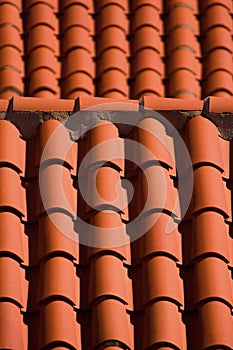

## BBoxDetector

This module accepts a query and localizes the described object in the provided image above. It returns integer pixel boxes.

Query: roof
[0,0,232,100]
[0,0,233,349]
[0,95,233,349]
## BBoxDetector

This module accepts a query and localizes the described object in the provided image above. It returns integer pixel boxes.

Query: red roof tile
[0,0,233,348]
[0,95,232,348]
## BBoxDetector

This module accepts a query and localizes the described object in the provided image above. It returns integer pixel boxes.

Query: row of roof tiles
[0,0,232,99]
[0,95,233,348]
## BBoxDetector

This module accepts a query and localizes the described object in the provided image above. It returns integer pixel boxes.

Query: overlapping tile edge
[0,95,232,349]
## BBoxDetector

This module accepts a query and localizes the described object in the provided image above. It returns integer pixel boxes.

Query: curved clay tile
[192,166,229,218]
[0,257,27,308]
[37,256,79,306]
[199,0,233,13]
[131,0,162,12]
[185,116,224,171]
[27,47,59,76]
[199,301,233,349]
[200,2,233,97]
[0,46,24,76]
[131,26,163,56]
[137,166,178,216]
[131,49,164,77]
[0,212,28,264]
[132,70,164,98]
[87,210,131,263]
[201,4,232,32]
[26,25,58,54]
[0,120,25,173]
[62,48,94,78]
[60,3,92,32]
[131,5,162,33]
[96,48,128,76]
[203,48,233,77]
[92,299,133,348]
[168,70,200,98]
[97,4,128,33]
[98,70,128,97]
[37,164,77,217]
[165,6,199,35]
[142,255,183,306]
[165,0,198,13]
[164,2,201,99]
[0,3,21,31]
[192,211,230,262]
[133,117,174,170]
[61,26,94,56]
[95,0,128,12]
[40,300,81,349]
[143,301,186,349]
[24,3,58,32]
[38,212,79,263]
[61,72,94,97]
[89,254,132,307]
[203,70,233,96]
[139,212,182,262]
[0,302,26,349]
[60,0,93,11]
[96,26,129,55]
[194,256,233,307]
[166,49,202,79]
[28,68,59,96]
[36,120,77,172]
[166,27,201,57]
[0,167,26,217]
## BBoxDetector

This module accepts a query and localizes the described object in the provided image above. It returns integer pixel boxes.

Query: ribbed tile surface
[0,0,232,99]
[0,95,233,349]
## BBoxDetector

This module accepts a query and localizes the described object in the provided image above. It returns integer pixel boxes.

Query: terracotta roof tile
[0,0,233,347]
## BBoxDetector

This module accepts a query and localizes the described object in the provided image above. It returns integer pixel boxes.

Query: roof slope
[0,0,232,99]
[0,95,233,349]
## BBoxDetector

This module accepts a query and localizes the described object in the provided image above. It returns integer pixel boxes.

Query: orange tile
[133,117,175,170]
[0,257,27,308]
[36,120,77,172]
[143,301,186,349]
[199,301,233,348]
[0,120,25,174]
[0,302,27,349]
[192,166,229,217]
[203,48,233,77]
[96,26,129,55]
[185,116,224,171]
[194,257,233,307]
[143,256,183,306]
[40,300,81,349]
[37,256,79,306]
[38,212,79,262]
[0,212,28,264]
[202,26,233,56]
[61,26,94,56]
[92,299,133,348]
[96,4,128,33]
[192,212,230,262]
[201,4,232,32]
[165,6,199,35]
[85,120,124,172]
[203,70,233,96]
[131,5,162,33]
[139,212,182,262]
[131,26,163,55]
[87,210,131,263]
[0,167,26,217]
[137,166,179,217]
[89,254,132,307]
